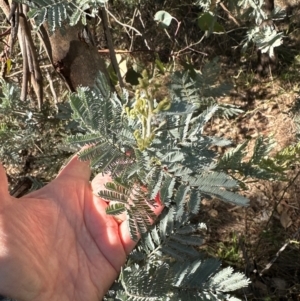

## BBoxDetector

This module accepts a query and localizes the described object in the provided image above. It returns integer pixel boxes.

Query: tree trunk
[41,23,108,91]
[257,0,277,76]
[0,0,109,101]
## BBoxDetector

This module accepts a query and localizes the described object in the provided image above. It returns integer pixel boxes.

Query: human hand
[0,154,163,301]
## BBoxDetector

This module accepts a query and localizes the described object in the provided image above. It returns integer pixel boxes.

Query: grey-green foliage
[216,136,285,180]
[106,209,250,300]
[24,0,108,31]
[0,78,71,179]
[114,260,249,300]
[170,60,243,118]
[67,71,250,300]
[195,0,285,57]
[237,0,285,57]
[67,71,249,238]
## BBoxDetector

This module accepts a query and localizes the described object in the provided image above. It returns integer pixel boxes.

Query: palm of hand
[0,156,159,301]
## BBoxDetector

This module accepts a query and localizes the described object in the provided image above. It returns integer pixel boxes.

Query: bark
[257,0,277,76]
[0,0,110,105]
[42,23,108,91]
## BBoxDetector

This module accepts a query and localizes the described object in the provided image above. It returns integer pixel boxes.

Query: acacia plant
[1,0,292,300]
[65,69,252,300]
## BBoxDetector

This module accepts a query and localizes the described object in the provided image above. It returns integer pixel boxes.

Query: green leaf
[187,189,201,214]
[106,203,126,215]
[213,21,225,33]
[160,207,175,239]
[107,63,118,86]
[154,10,173,28]
[155,58,165,74]
[198,12,215,31]
[167,240,199,258]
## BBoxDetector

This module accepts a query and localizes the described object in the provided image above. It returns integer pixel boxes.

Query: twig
[174,20,181,37]
[6,64,52,78]
[18,17,29,101]
[129,8,138,51]
[136,9,151,50]
[100,6,125,88]
[254,169,300,254]
[257,228,300,276]
[45,69,58,104]
[0,39,9,46]
[173,34,206,56]
[19,12,43,109]
[37,24,53,64]
[98,49,154,54]
[9,3,19,55]
[219,2,240,26]
[183,47,208,56]
[0,1,43,108]
[105,8,142,36]
[0,0,10,17]
[0,28,11,38]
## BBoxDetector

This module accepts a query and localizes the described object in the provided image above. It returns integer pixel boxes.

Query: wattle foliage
[67,71,251,300]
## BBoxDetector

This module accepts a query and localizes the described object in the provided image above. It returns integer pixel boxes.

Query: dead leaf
[116,54,127,78]
[280,209,292,229]
[277,200,289,215]
[208,209,218,217]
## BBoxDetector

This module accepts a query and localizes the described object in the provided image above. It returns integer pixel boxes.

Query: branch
[98,49,154,54]
[0,0,10,17]
[105,8,143,36]
[19,12,43,109]
[100,6,125,88]
[0,28,11,38]
[19,27,29,101]
[173,34,206,57]
[219,2,240,26]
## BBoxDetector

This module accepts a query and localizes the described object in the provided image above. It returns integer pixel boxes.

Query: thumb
[0,162,10,199]
[56,154,91,182]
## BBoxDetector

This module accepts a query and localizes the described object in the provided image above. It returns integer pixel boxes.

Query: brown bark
[257,0,277,76]
[43,23,108,91]
[0,0,110,101]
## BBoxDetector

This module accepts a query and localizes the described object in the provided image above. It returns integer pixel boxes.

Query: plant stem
[146,97,153,138]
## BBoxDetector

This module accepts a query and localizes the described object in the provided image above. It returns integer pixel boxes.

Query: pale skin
[0,154,163,301]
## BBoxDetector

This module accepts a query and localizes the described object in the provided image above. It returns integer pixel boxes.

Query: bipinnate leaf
[106,203,126,215]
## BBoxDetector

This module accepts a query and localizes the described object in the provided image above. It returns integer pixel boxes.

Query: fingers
[91,168,164,253]
[91,173,128,223]
[92,173,164,224]
[119,199,164,254]
[119,220,137,254]
[0,162,10,200]
[56,153,91,182]
[91,172,112,197]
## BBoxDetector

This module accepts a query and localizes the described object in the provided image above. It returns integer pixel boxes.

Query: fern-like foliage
[0,79,72,179]
[216,136,287,180]
[24,0,108,31]
[237,0,285,57]
[67,73,131,173]
[114,258,250,301]
[169,61,243,118]
[110,210,244,300]
[67,70,252,300]
[68,71,248,239]
[195,0,285,57]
